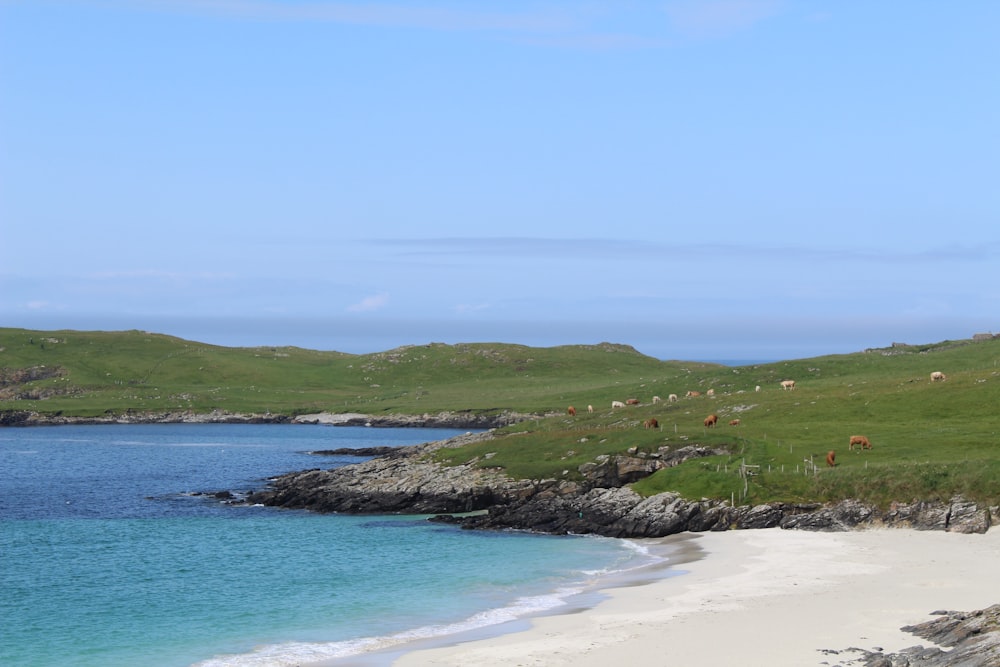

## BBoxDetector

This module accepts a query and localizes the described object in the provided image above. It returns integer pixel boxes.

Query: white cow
[668,393,679,402]
[930,371,947,382]
[611,400,626,408]
[781,380,796,390]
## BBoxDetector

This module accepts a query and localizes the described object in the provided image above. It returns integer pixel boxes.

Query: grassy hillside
[431,337,1000,508]
[3,328,1000,508]
[0,328,698,416]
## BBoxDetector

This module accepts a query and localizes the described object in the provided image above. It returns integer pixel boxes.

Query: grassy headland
[3,327,999,508]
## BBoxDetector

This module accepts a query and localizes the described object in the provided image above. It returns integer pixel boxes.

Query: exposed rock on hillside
[0,365,74,400]
[291,411,528,429]
[243,430,994,538]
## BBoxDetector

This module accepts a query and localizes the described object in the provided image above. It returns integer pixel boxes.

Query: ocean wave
[191,586,587,667]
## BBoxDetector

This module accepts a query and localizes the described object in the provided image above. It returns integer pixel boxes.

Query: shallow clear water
[0,425,660,667]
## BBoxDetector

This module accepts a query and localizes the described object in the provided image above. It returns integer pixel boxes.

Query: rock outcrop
[243,430,994,538]
[291,411,528,429]
[839,605,1000,666]
[248,431,536,514]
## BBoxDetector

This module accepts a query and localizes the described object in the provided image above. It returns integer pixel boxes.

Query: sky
[1,1,998,362]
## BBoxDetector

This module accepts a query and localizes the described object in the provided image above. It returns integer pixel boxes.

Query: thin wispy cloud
[347,292,390,313]
[665,0,781,38]
[88,269,235,281]
[365,238,999,264]
[75,1,672,51]
[520,32,667,50]
[114,0,573,33]
[371,237,640,259]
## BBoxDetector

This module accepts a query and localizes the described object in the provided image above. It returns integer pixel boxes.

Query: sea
[0,424,682,667]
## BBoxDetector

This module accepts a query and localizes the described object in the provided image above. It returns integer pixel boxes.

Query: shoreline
[0,410,525,429]
[297,533,704,667]
[381,527,1000,667]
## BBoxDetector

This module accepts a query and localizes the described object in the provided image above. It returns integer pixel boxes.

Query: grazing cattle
[729,419,741,426]
[668,393,679,402]
[587,404,594,413]
[755,385,761,393]
[611,400,626,409]
[626,398,641,405]
[686,390,701,397]
[567,406,576,416]
[652,395,662,404]
[931,371,947,382]
[781,380,796,390]
[849,435,872,451]
[644,418,659,429]
[704,414,718,428]
[706,389,715,397]
[826,450,836,467]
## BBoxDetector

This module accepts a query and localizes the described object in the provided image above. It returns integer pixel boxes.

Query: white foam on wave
[579,536,665,577]
[190,586,586,667]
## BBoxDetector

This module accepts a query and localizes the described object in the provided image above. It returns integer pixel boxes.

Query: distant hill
[0,328,717,418]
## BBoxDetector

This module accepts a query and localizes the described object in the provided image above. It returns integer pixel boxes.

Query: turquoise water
[0,425,662,666]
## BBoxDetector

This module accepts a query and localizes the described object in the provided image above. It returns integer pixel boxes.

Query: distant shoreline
[0,410,524,429]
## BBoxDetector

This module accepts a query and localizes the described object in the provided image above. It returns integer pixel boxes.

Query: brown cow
[729,419,741,426]
[567,406,576,416]
[826,450,836,467]
[644,418,659,429]
[704,414,718,428]
[686,390,701,397]
[848,435,872,451]
[626,398,641,405]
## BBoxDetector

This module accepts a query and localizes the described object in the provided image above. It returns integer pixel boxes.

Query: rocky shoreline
[0,409,526,429]
[6,409,995,536]
[242,428,996,537]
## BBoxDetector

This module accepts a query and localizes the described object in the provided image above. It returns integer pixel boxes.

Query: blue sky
[1,1,998,362]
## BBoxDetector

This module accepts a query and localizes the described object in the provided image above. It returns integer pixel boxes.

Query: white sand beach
[392,527,1000,667]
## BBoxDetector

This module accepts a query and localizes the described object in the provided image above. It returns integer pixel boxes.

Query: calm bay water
[0,424,663,667]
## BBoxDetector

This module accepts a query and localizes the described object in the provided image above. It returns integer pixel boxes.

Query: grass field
[3,328,999,507]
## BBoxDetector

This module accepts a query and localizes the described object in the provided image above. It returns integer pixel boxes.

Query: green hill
[0,328,704,416]
[3,327,999,508]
